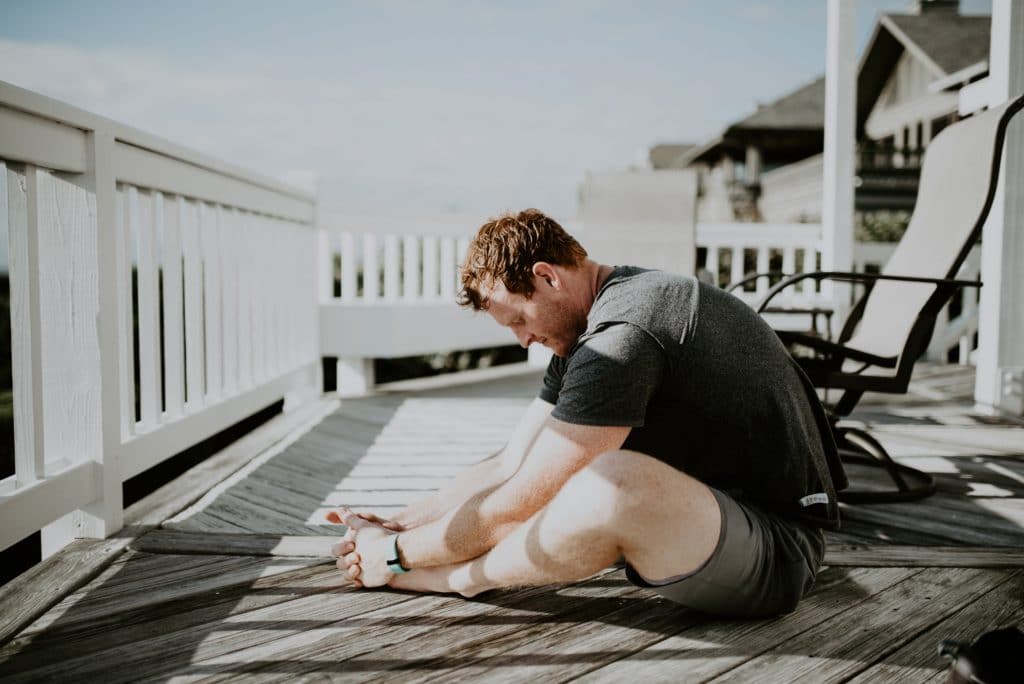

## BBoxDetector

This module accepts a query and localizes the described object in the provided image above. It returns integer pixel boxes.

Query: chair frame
[737,92,1024,504]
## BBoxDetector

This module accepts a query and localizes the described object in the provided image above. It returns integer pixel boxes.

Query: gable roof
[884,13,990,76]
[857,12,990,134]
[648,143,697,169]
[733,76,825,131]
[677,77,825,166]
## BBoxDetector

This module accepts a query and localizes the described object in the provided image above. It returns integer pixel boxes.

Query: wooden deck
[1,363,1022,682]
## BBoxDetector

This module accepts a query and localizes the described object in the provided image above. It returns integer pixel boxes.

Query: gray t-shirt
[539,266,846,529]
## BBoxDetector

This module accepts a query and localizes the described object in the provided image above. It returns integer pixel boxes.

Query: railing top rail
[697,222,821,245]
[0,79,314,204]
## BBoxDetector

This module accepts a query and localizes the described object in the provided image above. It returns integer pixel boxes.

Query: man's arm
[391,417,630,570]
[388,398,556,529]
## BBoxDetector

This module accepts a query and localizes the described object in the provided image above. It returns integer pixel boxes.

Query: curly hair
[457,209,587,310]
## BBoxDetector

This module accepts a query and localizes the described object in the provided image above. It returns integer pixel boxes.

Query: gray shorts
[625,488,825,618]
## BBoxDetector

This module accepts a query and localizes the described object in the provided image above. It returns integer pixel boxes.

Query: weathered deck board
[708,568,1011,682]
[0,556,422,683]
[2,363,1022,682]
[574,566,923,683]
[165,389,529,535]
[847,570,1024,683]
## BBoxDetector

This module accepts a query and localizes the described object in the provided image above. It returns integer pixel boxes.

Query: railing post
[337,357,375,397]
[822,0,856,330]
[975,0,1024,415]
[42,130,124,555]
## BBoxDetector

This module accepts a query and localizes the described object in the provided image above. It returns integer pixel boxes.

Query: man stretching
[329,209,845,617]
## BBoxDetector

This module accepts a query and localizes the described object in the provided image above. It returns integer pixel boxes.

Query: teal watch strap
[385,534,408,574]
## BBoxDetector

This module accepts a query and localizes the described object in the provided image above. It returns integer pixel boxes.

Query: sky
[0,0,993,223]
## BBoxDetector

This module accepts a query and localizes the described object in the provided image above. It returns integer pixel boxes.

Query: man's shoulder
[589,266,700,344]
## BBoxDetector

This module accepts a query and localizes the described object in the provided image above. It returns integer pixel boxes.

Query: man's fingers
[330,541,354,557]
[327,507,368,529]
[337,507,368,530]
[335,556,363,587]
[357,511,403,531]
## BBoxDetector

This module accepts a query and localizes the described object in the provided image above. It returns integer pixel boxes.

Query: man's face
[482,272,585,358]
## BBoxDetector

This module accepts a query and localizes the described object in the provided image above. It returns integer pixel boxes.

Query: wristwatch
[385,534,409,574]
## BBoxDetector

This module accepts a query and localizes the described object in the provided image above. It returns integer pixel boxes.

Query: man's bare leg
[389,449,721,596]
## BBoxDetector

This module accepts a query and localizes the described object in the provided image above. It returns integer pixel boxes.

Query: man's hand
[327,507,398,588]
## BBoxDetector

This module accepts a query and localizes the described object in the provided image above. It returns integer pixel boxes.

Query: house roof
[648,143,697,169]
[679,8,990,165]
[884,13,990,75]
[857,12,990,134]
[678,77,825,165]
[732,77,825,131]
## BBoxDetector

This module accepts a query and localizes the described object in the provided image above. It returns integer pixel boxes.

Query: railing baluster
[729,245,744,289]
[340,231,356,302]
[221,206,239,394]
[755,246,770,296]
[802,245,817,295]
[706,245,719,286]
[384,234,400,301]
[422,235,439,300]
[440,237,456,300]
[250,214,267,384]
[363,233,380,301]
[403,235,420,300]
[782,247,795,278]
[456,238,469,282]
[5,163,45,484]
[181,198,204,411]
[134,188,161,429]
[162,195,185,418]
[265,218,278,375]
[200,202,223,400]
[235,209,253,390]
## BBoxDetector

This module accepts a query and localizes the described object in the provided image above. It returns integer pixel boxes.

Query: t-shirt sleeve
[538,354,566,405]
[550,323,667,427]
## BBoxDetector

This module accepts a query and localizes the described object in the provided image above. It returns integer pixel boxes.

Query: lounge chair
[749,92,1024,504]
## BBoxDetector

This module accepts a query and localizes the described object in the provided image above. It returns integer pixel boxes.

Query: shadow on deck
[0,363,1022,682]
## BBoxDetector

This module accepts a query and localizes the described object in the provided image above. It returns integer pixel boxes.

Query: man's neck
[577,261,614,313]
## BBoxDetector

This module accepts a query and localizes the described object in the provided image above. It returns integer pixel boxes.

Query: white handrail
[0,81,321,555]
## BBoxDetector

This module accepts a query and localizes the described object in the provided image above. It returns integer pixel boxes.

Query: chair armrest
[756,271,983,313]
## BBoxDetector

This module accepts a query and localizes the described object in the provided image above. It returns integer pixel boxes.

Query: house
[657,0,991,238]
[670,77,824,224]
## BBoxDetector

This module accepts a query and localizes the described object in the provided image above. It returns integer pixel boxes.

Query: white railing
[697,222,825,304]
[319,226,515,394]
[0,81,321,554]
[697,221,981,361]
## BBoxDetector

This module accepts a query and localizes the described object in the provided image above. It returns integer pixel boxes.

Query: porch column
[821,0,856,325]
[975,0,1024,415]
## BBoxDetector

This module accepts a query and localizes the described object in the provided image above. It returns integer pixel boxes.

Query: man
[329,208,846,618]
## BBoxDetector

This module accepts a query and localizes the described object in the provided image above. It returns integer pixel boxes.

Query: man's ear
[532,262,558,288]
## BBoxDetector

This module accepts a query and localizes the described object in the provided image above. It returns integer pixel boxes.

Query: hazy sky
[0,0,993,221]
